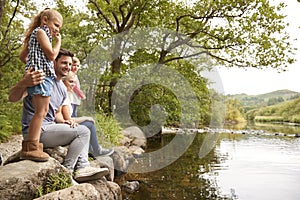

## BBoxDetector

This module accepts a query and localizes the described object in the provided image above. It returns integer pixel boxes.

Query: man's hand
[26,67,45,87]
[64,118,78,128]
[8,67,45,102]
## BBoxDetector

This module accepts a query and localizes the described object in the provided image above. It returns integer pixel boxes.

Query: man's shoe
[99,148,114,156]
[74,166,109,183]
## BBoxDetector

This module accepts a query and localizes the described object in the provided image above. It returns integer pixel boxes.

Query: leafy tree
[53,0,295,128]
[225,98,246,124]
[267,96,284,106]
[0,0,38,142]
[1,0,297,140]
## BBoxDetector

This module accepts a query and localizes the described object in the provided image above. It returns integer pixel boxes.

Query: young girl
[19,8,63,162]
[62,71,114,157]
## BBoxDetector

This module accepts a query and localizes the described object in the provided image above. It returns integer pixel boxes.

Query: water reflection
[120,134,232,200]
[214,134,300,200]
[119,132,300,200]
[225,121,300,134]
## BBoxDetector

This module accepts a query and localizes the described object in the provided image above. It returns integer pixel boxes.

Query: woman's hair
[23,8,62,48]
[72,57,80,64]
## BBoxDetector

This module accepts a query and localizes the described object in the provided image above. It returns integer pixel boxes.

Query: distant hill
[255,90,300,99]
[246,97,300,123]
[227,89,300,111]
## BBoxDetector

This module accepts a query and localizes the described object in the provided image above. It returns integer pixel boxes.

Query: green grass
[95,113,123,146]
[254,116,284,122]
[35,173,72,198]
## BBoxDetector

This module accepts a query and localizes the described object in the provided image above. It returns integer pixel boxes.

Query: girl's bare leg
[21,95,50,162]
[27,95,50,141]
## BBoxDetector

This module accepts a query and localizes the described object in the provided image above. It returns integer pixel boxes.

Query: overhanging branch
[89,0,117,33]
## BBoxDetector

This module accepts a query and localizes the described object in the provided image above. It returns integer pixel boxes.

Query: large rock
[121,126,147,149]
[0,158,70,200]
[0,155,121,199]
[92,156,115,181]
[111,146,135,175]
[88,179,122,200]
[34,183,100,200]
[121,126,145,140]
[3,146,68,166]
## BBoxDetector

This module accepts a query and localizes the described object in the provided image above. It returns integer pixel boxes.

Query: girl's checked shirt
[25,25,56,77]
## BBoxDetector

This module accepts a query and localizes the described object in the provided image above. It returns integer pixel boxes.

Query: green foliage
[0,115,12,142]
[95,112,123,146]
[206,90,226,128]
[267,97,284,106]
[0,0,297,143]
[228,90,300,111]
[83,0,295,69]
[225,98,246,124]
[55,0,98,59]
[247,97,300,123]
[129,84,181,127]
[290,115,300,123]
[0,0,37,142]
[254,116,283,123]
[55,0,295,128]
[35,173,72,198]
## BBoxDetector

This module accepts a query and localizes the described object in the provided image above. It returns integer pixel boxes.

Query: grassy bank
[247,97,300,123]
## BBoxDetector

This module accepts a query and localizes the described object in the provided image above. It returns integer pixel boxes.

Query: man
[9,48,109,183]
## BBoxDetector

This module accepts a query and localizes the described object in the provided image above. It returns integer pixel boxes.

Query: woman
[69,57,85,117]
[62,71,114,157]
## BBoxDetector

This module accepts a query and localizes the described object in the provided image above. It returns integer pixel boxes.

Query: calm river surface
[120,123,300,200]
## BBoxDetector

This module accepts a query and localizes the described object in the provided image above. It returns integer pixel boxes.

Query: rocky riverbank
[162,126,300,138]
[0,126,146,199]
[1,125,299,199]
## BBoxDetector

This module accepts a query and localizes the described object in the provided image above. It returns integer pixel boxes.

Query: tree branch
[164,50,208,63]
[89,0,117,33]
[120,6,134,32]
[2,0,19,43]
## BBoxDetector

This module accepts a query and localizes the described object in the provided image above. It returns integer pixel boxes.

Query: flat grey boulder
[34,183,100,200]
[0,157,70,200]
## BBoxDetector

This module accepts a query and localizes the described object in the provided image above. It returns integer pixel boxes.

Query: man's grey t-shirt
[22,78,67,134]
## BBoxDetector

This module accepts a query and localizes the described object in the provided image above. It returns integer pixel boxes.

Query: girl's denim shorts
[27,76,54,97]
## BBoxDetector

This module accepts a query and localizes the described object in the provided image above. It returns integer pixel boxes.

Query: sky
[218,0,300,95]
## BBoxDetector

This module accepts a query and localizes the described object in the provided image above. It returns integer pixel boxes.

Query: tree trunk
[108,57,122,113]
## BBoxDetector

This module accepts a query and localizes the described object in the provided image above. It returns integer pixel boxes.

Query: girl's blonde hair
[23,8,62,48]
[62,71,76,82]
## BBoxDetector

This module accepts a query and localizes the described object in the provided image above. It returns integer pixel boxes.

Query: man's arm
[56,105,77,128]
[61,99,72,120]
[55,106,66,123]
[61,98,94,123]
[9,68,45,102]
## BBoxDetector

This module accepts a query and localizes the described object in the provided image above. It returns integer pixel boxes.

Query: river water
[120,123,300,200]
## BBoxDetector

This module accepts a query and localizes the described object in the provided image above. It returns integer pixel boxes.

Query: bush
[95,113,123,146]
[290,115,300,123]
[0,115,13,142]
